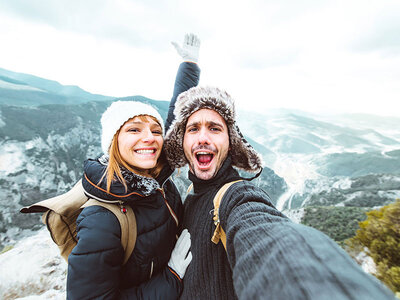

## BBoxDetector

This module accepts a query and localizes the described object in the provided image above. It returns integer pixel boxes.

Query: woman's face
[117,116,163,172]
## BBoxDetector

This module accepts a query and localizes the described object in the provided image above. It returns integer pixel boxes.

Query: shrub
[346,199,400,293]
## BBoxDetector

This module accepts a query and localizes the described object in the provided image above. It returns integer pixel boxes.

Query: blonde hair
[101,115,166,192]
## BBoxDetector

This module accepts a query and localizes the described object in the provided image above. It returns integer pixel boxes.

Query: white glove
[171,33,201,63]
[168,229,192,279]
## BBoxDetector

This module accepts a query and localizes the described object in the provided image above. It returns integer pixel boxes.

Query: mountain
[0,67,113,106]
[236,109,400,211]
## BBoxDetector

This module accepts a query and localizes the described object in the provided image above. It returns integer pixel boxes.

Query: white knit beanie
[101,100,164,154]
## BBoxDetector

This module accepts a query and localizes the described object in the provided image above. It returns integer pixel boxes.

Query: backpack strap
[211,180,243,251]
[20,179,88,215]
[81,199,137,265]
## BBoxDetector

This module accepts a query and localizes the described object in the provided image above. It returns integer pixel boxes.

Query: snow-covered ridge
[0,79,46,92]
[0,228,66,300]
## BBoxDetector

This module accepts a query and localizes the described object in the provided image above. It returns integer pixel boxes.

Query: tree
[346,199,400,294]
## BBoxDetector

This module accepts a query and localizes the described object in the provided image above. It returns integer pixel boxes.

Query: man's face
[183,109,230,180]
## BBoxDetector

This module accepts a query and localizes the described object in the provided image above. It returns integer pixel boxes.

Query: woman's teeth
[135,149,155,154]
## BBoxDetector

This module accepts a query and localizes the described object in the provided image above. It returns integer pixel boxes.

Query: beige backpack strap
[186,183,193,195]
[82,199,137,265]
[211,180,243,251]
[21,179,87,215]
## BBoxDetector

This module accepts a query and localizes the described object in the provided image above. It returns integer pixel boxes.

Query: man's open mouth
[195,151,214,167]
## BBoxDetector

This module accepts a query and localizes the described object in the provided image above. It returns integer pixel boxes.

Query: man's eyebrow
[208,121,224,127]
[186,121,200,128]
[186,120,224,128]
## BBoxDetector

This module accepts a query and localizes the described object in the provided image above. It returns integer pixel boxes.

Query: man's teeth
[135,149,155,154]
[197,151,209,155]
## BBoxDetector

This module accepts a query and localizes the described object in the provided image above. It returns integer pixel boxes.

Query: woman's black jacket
[66,62,200,300]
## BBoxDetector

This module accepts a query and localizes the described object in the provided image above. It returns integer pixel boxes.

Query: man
[164,86,395,299]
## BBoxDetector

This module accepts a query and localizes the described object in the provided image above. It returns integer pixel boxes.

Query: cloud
[0,0,399,116]
[0,0,195,49]
[352,17,400,56]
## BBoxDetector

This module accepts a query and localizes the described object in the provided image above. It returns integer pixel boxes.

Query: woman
[67,34,201,299]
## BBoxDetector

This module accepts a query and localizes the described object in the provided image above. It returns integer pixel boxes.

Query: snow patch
[355,250,377,275]
[0,142,26,174]
[0,228,66,299]
[0,110,5,128]
[332,177,352,190]
[377,190,400,200]
[282,208,305,223]
[273,154,319,210]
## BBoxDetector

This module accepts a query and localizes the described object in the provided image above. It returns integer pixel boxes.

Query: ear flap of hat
[229,124,263,173]
[164,119,187,169]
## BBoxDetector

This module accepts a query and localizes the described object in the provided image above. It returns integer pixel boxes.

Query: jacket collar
[82,155,172,204]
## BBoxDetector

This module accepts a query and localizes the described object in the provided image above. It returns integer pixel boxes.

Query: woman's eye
[152,130,162,135]
[128,128,139,133]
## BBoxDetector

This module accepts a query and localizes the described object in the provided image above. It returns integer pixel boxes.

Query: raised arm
[165,34,201,132]
[220,182,395,300]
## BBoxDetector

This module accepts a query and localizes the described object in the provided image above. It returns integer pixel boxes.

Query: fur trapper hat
[164,86,263,172]
[101,100,164,154]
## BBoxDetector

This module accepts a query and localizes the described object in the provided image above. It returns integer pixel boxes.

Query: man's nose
[198,128,210,144]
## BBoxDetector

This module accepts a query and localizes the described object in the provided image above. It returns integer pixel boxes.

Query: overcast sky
[0,0,399,116]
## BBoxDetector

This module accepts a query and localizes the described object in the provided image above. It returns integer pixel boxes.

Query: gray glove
[168,229,192,279]
[171,33,201,63]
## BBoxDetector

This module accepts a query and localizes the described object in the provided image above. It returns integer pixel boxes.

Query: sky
[0,0,399,117]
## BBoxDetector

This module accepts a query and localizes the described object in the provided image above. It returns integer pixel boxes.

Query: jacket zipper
[159,177,179,226]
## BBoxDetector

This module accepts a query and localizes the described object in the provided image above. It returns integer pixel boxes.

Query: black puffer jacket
[67,62,200,300]
[67,159,183,300]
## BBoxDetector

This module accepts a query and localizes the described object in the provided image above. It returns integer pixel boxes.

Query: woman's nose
[142,129,155,143]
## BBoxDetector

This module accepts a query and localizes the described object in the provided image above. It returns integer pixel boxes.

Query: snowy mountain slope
[237,109,400,210]
[0,228,66,300]
[0,67,113,106]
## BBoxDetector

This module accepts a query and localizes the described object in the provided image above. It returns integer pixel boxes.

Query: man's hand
[172,33,201,63]
[168,229,192,279]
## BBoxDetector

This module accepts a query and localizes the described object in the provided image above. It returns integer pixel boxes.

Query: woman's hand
[168,229,192,279]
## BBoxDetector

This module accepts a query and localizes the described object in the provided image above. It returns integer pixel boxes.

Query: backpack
[186,179,243,251]
[211,180,243,251]
[20,179,137,265]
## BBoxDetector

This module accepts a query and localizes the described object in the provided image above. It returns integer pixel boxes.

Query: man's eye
[188,127,198,133]
[210,127,221,132]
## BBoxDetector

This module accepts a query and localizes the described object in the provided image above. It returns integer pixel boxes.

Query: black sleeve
[165,62,200,133]
[67,206,182,300]
[119,267,182,300]
[219,182,396,300]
